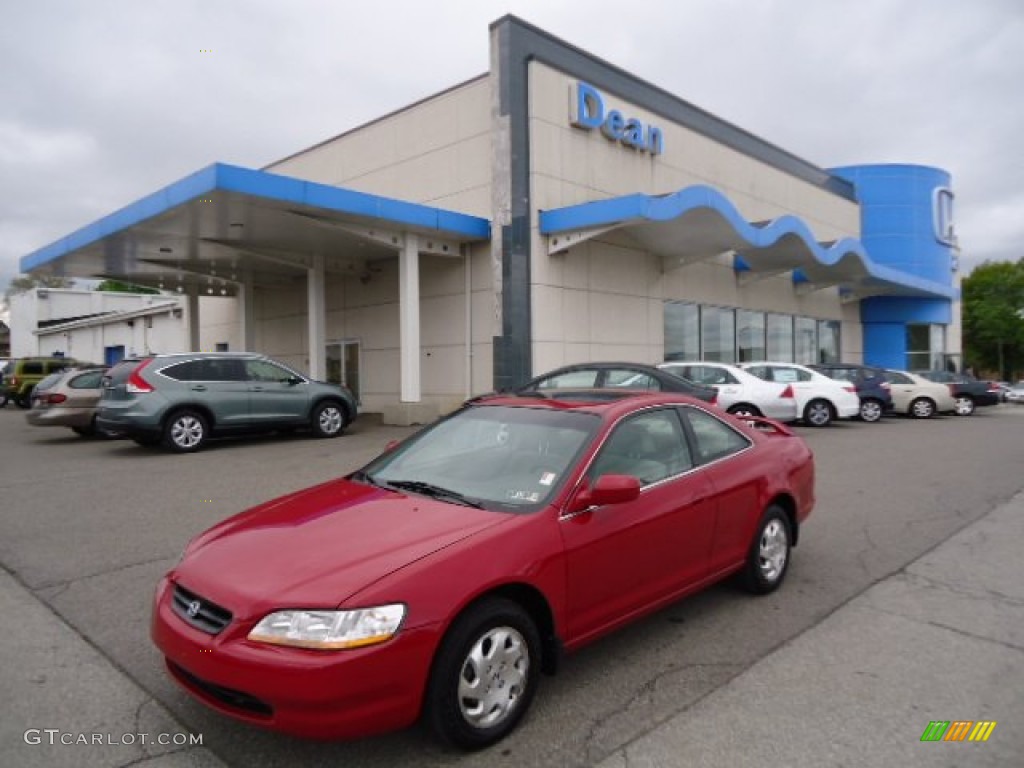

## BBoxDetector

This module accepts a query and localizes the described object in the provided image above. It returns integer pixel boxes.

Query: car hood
[173,478,510,617]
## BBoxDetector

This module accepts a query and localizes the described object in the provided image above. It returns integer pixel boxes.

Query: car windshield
[359,405,600,513]
[35,372,65,391]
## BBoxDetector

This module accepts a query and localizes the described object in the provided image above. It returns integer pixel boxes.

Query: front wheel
[740,506,792,594]
[953,395,975,417]
[311,401,347,438]
[803,399,833,427]
[426,598,541,750]
[909,397,936,419]
[163,410,208,452]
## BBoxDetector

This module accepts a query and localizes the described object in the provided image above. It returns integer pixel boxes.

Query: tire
[726,403,762,418]
[909,397,936,419]
[162,410,208,453]
[426,598,541,750]
[72,415,98,438]
[740,505,793,595]
[802,399,833,427]
[859,398,883,423]
[311,400,347,438]
[16,389,33,409]
[953,395,975,417]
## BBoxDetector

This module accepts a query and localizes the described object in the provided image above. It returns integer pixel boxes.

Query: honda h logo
[186,600,202,618]
[933,187,955,246]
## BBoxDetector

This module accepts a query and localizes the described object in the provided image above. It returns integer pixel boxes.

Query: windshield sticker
[539,472,557,486]
[506,489,541,503]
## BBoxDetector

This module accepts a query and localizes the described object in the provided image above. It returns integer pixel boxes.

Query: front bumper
[151,576,438,740]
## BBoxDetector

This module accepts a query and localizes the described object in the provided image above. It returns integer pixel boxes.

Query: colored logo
[920,720,997,742]
[932,186,956,246]
[570,82,664,155]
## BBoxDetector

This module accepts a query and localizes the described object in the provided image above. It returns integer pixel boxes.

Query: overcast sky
[2,0,1022,295]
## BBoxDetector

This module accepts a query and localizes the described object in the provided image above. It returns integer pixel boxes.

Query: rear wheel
[726,403,762,418]
[909,397,936,419]
[311,401,347,438]
[15,389,33,409]
[803,399,833,427]
[163,410,208,452]
[426,598,541,750]
[859,398,883,423]
[953,395,975,417]
[740,505,792,594]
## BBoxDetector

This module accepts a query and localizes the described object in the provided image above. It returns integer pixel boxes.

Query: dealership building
[20,16,960,424]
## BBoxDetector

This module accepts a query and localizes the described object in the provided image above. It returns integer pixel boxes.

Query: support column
[307,254,326,380]
[186,286,200,352]
[400,234,421,402]
[237,273,255,351]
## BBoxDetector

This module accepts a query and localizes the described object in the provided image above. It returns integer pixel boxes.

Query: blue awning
[539,185,957,301]
[21,163,491,290]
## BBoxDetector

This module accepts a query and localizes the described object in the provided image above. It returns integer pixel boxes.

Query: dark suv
[809,363,893,423]
[913,370,1001,416]
[97,353,358,452]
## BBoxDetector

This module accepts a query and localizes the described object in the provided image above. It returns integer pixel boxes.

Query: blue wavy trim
[539,185,957,299]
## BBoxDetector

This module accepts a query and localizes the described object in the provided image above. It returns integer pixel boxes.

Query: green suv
[4,356,87,408]
[97,353,358,452]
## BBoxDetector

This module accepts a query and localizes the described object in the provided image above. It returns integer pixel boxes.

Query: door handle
[250,386,264,392]
[190,385,207,391]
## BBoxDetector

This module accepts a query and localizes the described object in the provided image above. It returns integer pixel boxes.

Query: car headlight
[247,604,406,650]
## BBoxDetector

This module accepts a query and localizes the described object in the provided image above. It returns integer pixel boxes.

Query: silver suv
[97,353,358,452]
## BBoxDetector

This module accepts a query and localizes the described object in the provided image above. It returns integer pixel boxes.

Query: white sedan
[659,361,799,422]
[739,362,861,427]
[883,369,957,418]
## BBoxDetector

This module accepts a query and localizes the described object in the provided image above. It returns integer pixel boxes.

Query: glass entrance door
[325,341,360,402]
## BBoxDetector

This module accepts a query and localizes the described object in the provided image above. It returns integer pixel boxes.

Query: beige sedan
[884,369,957,418]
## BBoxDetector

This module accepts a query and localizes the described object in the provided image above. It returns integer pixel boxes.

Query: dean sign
[570,81,664,155]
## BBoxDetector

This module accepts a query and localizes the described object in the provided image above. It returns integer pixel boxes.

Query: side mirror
[568,474,640,513]
[288,376,304,386]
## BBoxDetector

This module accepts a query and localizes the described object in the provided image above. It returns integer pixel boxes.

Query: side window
[22,362,44,375]
[534,370,598,389]
[604,369,660,390]
[70,370,104,389]
[887,371,911,385]
[197,359,246,382]
[797,368,813,382]
[590,410,693,486]
[161,361,197,381]
[745,365,769,381]
[246,360,293,383]
[770,367,798,383]
[684,408,751,464]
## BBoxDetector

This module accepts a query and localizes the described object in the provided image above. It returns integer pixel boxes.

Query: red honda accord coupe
[152,392,815,749]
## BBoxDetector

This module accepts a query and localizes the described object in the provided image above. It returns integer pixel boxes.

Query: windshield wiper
[385,480,484,509]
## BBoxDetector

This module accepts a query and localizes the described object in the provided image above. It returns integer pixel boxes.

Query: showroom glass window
[701,306,736,363]
[664,302,700,361]
[817,320,840,363]
[736,310,766,362]
[766,313,794,361]
[794,317,817,364]
[906,324,931,370]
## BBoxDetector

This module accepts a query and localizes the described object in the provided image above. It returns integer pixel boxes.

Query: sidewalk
[0,567,227,768]
[598,492,1024,767]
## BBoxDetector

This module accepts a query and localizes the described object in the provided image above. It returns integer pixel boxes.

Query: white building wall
[197,296,242,352]
[526,62,863,371]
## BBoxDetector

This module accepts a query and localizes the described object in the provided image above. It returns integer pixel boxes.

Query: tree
[94,279,159,294]
[3,273,74,300]
[961,258,1024,381]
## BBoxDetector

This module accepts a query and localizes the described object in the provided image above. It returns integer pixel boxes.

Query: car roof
[467,390,714,417]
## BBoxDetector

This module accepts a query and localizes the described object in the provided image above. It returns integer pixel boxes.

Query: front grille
[171,583,232,635]
[169,661,273,717]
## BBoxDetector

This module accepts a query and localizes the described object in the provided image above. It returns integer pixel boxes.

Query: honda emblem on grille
[186,600,202,618]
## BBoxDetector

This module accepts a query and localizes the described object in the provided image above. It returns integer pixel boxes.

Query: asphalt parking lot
[2,403,1024,767]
